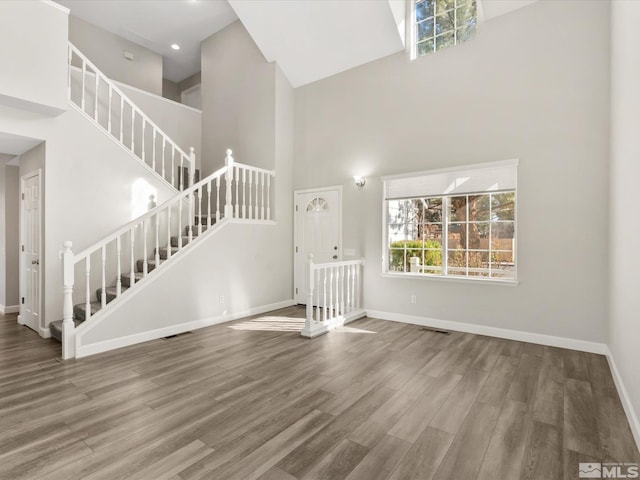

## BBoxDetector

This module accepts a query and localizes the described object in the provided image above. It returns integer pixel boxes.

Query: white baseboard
[0,304,19,315]
[39,326,51,339]
[605,347,640,453]
[301,310,366,338]
[365,309,608,355]
[76,299,295,358]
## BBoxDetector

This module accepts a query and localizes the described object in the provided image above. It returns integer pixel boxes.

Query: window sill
[381,272,519,286]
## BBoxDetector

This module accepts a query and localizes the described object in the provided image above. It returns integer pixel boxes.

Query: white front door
[294,188,341,304]
[20,171,41,333]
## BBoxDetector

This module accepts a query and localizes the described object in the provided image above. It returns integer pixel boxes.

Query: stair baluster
[152,128,156,171]
[94,72,99,122]
[178,195,183,249]
[116,237,122,297]
[166,208,172,260]
[215,176,221,222]
[261,171,265,220]
[161,138,166,180]
[248,171,253,220]
[267,175,271,221]
[207,180,212,228]
[101,245,107,309]
[235,166,240,218]
[108,86,113,134]
[119,96,124,143]
[254,172,259,220]
[85,256,91,322]
[130,227,136,287]
[81,61,86,111]
[198,184,203,236]
[142,220,148,276]
[225,150,234,219]
[154,213,160,267]
[242,169,247,219]
[171,145,175,189]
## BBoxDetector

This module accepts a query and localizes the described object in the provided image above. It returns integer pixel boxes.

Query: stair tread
[49,318,84,342]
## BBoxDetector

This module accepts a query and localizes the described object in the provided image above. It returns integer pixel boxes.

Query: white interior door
[20,171,41,333]
[294,188,341,304]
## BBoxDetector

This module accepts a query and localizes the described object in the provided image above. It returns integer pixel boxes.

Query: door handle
[332,255,338,260]
[32,260,39,265]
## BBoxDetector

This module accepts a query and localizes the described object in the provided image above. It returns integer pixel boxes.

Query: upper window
[382,160,518,282]
[412,0,477,58]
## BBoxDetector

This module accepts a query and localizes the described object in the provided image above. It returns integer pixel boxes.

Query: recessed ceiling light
[171,44,180,50]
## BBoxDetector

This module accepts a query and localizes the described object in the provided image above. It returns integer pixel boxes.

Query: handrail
[311,258,365,269]
[72,166,227,263]
[72,165,226,263]
[69,42,192,164]
[233,161,276,176]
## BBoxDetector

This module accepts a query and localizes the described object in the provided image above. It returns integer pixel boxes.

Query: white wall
[0,1,68,115]
[117,82,202,171]
[201,21,276,174]
[294,0,610,343]
[69,16,163,96]
[609,0,640,446]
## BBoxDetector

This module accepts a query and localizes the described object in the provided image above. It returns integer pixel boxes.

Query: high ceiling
[56,0,540,87]
[57,0,238,82]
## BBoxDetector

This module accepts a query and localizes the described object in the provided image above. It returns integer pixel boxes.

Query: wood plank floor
[0,307,638,480]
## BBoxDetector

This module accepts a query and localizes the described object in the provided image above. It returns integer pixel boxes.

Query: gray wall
[162,73,202,104]
[294,0,610,343]
[69,16,163,96]
[609,0,640,445]
[201,21,275,174]
[162,79,180,103]
[3,165,20,308]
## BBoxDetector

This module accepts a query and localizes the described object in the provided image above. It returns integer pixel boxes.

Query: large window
[412,0,477,58]
[383,160,517,282]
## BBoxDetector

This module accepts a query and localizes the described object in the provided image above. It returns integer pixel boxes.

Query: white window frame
[381,160,519,286]
[409,0,478,60]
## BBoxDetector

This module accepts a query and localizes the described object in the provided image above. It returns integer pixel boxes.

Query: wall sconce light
[354,175,366,189]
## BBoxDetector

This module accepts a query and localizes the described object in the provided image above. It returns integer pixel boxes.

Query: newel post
[224,149,234,219]
[302,254,315,338]
[62,241,75,359]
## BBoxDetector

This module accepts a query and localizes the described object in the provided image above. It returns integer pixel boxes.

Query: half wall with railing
[68,42,194,191]
[302,256,366,338]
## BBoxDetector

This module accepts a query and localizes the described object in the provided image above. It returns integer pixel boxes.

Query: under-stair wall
[75,219,293,357]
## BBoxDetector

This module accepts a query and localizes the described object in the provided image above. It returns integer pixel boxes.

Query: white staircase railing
[61,150,275,359]
[302,256,366,338]
[68,42,194,191]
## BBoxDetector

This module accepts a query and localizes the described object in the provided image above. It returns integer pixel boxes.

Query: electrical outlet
[219,295,225,304]
[411,294,417,304]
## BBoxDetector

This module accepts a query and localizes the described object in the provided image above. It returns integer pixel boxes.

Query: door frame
[293,185,343,304]
[18,169,45,337]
